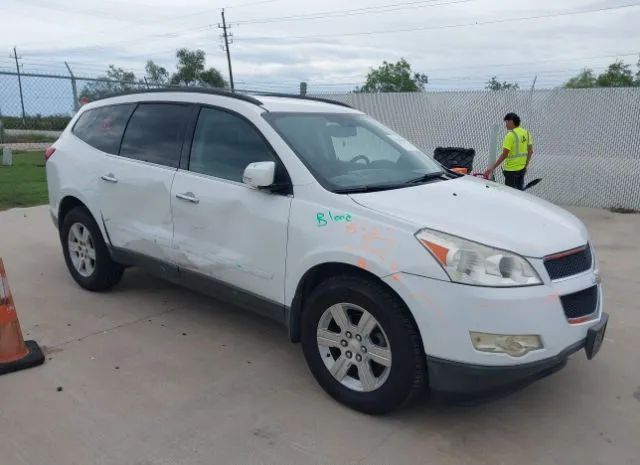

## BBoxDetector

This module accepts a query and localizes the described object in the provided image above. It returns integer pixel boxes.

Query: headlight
[415,229,542,287]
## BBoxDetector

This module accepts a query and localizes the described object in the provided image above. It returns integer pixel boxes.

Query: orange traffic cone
[0,258,44,375]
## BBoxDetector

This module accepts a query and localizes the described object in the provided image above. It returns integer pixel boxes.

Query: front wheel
[301,275,426,414]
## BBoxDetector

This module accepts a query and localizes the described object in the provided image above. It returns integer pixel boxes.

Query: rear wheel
[301,275,426,414]
[60,207,124,291]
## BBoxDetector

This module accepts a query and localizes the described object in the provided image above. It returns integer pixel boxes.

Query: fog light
[470,332,543,357]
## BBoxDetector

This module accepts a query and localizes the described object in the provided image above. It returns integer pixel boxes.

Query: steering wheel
[349,155,371,165]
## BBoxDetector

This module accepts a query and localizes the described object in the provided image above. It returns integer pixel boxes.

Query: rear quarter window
[72,104,135,154]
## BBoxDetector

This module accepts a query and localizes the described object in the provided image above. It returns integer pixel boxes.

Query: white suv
[46,90,607,413]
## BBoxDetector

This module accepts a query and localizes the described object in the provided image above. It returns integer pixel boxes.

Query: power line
[3,56,146,75]
[13,50,632,89]
[21,21,212,51]
[5,58,126,70]
[17,0,466,51]
[26,25,214,57]
[234,0,476,25]
[424,51,640,73]
[235,2,640,41]
[24,0,636,57]
[227,0,286,9]
[17,47,636,81]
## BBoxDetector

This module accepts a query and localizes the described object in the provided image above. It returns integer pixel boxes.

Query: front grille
[560,286,598,321]
[544,245,592,280]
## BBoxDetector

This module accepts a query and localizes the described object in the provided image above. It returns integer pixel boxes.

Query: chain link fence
[1,69,639,211]
[318,88,640,210]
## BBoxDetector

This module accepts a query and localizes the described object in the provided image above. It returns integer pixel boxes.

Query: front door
[171,106,292,305]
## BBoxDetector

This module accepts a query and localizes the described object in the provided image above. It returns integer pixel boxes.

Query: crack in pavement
[46,306,184,350]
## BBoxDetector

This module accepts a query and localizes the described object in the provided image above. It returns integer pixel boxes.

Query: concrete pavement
[0,205,639,465]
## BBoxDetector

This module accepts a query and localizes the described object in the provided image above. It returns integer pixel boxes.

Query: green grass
[0,151,48,210]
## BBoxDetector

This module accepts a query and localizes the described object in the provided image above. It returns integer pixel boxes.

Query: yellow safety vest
[503,127,532,172]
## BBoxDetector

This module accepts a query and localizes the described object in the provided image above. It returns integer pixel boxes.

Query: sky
[0,0,639,98]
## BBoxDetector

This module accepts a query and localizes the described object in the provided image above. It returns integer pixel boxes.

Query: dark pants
[503,169,526,190]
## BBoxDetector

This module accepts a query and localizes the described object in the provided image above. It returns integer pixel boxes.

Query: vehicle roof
[87,89,360,114]
[256,95,358,113]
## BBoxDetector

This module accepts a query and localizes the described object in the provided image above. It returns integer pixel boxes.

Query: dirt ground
[0,205,638,465]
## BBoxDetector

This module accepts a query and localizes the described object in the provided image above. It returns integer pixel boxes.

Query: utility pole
[219,9,235,92]
[10,47,26,125]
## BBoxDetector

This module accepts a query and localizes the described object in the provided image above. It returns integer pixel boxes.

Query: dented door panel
[171,171,291,304]
[99,156,177,262]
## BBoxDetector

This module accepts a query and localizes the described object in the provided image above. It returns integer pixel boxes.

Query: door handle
[101,173,118,183]
[175,192,200,204]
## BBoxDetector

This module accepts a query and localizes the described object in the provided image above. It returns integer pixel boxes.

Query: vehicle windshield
[265,112,444,193]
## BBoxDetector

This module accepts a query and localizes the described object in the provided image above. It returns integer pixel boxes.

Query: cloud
[1,0,638,90]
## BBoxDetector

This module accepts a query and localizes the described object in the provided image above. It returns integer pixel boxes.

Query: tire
[301,274,426,414]
[60,206,124,291]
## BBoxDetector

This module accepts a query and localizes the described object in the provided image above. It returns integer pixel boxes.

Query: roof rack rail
[249,91,353,109]
[93,87,263,106]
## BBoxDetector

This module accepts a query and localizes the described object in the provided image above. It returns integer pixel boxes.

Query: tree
[145,60,170,86]
[80,65,141,100]
[199,68,227,88]
[485,76,520,91]
[596,60,635,87]
[564,68,596,88]
[79,49,227,101]
[170,48,227,88]
[356,58,428,93]
[564,60,639,88]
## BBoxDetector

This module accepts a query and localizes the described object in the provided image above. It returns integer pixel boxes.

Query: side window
[72,104,134,154]
[189,107,276,182]
[119,103,191,168]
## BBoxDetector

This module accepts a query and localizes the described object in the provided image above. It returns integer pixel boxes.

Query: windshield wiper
[333,184,405,194]
[403,172,447,185]
[333,172,448,194]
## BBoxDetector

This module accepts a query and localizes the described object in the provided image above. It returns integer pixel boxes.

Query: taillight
[44,147,56,162]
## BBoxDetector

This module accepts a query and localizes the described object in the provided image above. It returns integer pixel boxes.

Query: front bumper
[427,311,608,398]
[427,338,584,398]
[383,266,607,398]
[383,268,604,367]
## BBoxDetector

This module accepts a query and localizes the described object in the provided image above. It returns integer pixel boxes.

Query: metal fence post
[299,82,308,96]
[11,47,26,125]
[488,123,500,180]
[64,62,79,112]
[528,75,537,127]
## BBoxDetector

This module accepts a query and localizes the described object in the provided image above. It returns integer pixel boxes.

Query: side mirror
[243,161,276,188]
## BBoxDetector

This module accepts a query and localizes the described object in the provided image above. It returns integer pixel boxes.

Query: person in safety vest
[484,112,533,190]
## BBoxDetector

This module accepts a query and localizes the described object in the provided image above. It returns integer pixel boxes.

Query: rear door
[171,106,292,306]
[98,102,193,262]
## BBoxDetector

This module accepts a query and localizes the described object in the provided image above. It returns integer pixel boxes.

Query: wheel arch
[287,262,419,345]
[58,196,87,229]
[57,195,111,246]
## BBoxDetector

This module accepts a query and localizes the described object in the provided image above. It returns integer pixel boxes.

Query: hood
[349,176,588,258]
